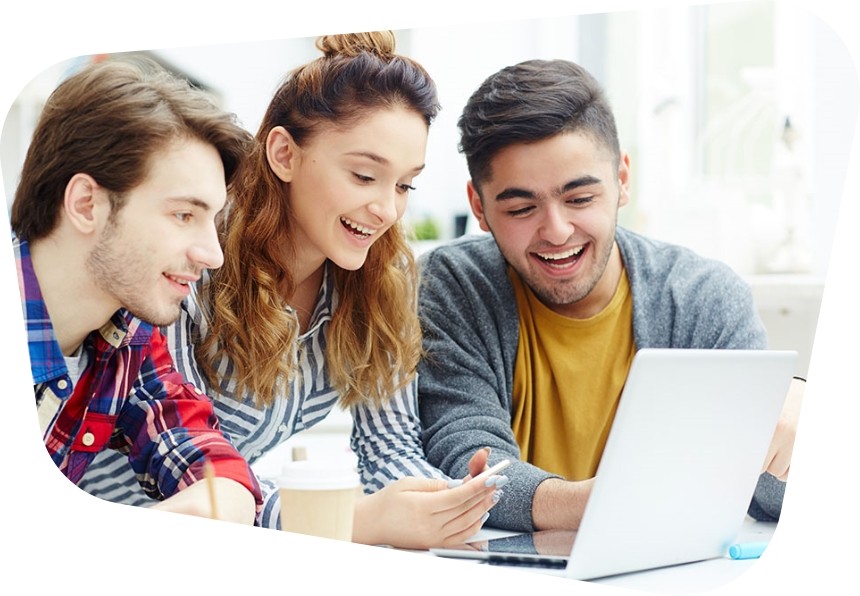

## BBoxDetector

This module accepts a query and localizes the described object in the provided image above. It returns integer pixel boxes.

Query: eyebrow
[494,175,603,202]
[165,196,219,213]
[345,151,426,174]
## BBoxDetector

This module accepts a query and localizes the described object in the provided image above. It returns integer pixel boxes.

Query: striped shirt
[79,262,445,528]
[15,236,263,508]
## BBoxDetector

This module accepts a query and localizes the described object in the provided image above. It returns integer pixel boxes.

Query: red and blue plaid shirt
[14,236,262,511]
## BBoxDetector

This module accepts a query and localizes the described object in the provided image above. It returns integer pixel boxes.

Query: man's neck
[29,238,117,356]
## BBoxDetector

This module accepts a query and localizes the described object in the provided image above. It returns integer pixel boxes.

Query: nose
[540,204,575,245]
[367,186,400,226]
[189,222,224,270]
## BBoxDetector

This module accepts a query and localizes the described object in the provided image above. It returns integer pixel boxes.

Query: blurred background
[2,1,855,461]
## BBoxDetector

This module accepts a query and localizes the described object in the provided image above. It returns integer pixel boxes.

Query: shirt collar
[14,236,151,382]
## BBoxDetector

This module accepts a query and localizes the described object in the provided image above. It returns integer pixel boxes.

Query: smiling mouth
[341,217,377,240]
[534,245,586,268]
[163,273,200,291]
[165,274,191,285]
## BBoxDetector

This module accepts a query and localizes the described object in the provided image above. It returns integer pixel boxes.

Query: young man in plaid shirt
[10,57,262,523]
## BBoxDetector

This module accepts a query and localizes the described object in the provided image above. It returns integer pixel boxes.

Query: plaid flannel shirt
[14,236,262,511]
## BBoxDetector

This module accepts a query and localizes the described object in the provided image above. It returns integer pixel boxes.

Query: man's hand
[762,377,804,481]
[149,477,257,524]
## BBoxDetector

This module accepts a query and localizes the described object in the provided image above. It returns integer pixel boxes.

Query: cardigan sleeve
[417,240,560,532]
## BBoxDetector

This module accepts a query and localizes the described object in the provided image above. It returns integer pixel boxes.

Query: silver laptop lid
[566,348,796,580]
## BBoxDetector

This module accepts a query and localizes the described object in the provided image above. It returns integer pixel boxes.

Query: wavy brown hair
[198,31,440,408]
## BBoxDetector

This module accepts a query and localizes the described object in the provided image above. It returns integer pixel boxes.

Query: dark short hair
[458,59,620,189]
[11,57,253,241]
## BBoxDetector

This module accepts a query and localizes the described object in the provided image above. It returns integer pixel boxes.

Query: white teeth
[341,217,376,236]
[537,246,584,260]
[167,275,189,285]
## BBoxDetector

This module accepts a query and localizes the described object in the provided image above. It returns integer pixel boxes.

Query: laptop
[430,348,797,580]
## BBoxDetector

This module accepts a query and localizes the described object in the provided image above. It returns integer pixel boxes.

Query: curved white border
[1,1,855,593]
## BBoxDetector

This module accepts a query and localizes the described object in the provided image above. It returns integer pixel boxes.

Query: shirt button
[57,379,68,390]
[193,386,203,395]
[81,432,95,447]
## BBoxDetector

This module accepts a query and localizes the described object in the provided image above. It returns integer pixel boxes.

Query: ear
[266,126,299,183]
[617,150,631,208]
[466,180,491,233]
[63,173,107,235]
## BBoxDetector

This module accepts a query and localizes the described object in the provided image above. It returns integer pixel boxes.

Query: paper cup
[278,460,360,541]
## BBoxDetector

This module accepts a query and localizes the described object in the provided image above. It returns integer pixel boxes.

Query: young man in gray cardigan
[416,59,804,533]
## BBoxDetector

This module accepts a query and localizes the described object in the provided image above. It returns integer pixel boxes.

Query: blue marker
[728,541,768,560]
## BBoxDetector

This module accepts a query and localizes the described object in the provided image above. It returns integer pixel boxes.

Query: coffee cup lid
[279,460,360,490]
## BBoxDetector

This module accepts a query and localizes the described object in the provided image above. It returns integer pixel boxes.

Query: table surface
[425,518,777,595]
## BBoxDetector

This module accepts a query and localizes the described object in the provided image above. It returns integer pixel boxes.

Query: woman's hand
[351,450,506,549]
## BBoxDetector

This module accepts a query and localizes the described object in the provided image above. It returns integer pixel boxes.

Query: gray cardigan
[417,227,785,532]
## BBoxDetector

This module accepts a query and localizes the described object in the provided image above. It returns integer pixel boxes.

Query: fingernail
[492,491,502,503]
[480,512,490,525]
[484,475,497,488]
[493,475,509,489]
[483,446,492,456]
[447,478,464,488]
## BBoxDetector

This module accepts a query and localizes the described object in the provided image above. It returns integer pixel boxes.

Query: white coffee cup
[278,460,360,541]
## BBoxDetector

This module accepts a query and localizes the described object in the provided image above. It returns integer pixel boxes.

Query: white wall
[6,3,851,279]
[2,2,852,382]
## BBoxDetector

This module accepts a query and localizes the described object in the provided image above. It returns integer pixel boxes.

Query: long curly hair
[198,31,440,408]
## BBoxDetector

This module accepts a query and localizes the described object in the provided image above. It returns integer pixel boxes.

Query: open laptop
[431,348,797,580]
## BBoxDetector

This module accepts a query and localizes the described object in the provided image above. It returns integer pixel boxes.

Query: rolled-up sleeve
[118,327,263,514]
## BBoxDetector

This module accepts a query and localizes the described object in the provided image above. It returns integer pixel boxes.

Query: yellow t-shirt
[509,266,636,480]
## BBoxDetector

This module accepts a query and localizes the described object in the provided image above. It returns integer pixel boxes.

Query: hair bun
[316,31,397,59]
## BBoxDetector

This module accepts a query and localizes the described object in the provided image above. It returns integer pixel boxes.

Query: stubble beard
[85,218,182,327]
[499,222,618,312]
